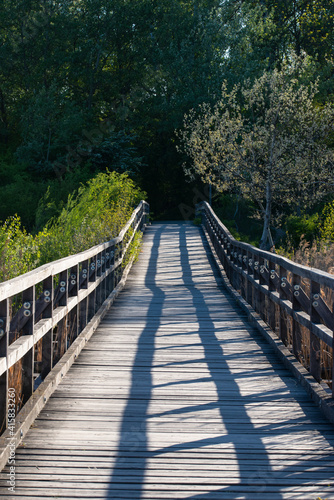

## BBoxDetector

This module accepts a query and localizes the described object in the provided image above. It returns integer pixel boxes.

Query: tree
[178,57,334,249]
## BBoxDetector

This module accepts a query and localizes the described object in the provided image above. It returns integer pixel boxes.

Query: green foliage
[90,132,143,175]
[0,172,145,282]
[15,83,87,175]
[213,194,262,246]
[284,213,320,247]
[179,57,334,249]
[36,171,144,265]
[0,155,45,228]
[34,166,95,230]
[321,202,334,242]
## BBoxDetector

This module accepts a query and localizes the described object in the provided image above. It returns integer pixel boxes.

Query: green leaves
[0,171,145,282]
[179,57,334,248]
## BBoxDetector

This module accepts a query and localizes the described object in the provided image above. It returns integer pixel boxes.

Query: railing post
[267,260,276,332]
[292,273,302,362]
[258,256,267,321]
[0,299,9,432]
[246,250,253,305]
[54,270,68,364]
[21,286,35,405]
[88,256,97,321]
[41,276,53,380]
[253,254,261,316]
[279,266,288,346]
[68,265,79,343]
[96,251,103,309]
[79,260,89,333]
[101,249,107,303]
[310,280,321,382]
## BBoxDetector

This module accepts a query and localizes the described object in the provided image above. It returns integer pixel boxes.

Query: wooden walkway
[1,222,334,499]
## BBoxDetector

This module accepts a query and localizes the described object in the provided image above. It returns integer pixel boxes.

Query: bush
[0,171,145,282]
[284,213,320,247]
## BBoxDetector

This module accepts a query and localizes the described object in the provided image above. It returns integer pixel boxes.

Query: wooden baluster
[88,256,97,321]
[41,276,53,380]
[96,251,103,309]
[292,273,302,362]
[246,250,253,306]
[101,249,107,303]
[221,235,228,272]
[268,260,276,333]
[0,298,9,432]
[21,286,35,405]
[240,248,246,299]
[258,256,266,321]
[68,265,79,344]
[79,260,89,334]
[279,266,288,346]
[310,280,321,382]
[54,270,68,364]
[253,254,261,316]
[110,244,116,293]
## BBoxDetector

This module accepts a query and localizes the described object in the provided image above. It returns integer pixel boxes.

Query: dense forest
[0,0,334,276]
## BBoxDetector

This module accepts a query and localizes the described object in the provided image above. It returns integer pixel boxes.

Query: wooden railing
[198,201,334,396]
[0,200,149,434]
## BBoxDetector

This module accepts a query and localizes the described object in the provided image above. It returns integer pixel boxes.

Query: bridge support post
[292,274,302,362]
[0,299,9,433]
[267,260,276,333]
[21,286,35,406]
[41,276,53,380]
[79,259,89,333]
[279,266,288,346]
[310,280,321,382]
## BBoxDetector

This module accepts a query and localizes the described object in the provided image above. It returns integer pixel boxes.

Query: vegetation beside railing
[0,198,149,435]
[198,201,334,396]
[0,171,145,282]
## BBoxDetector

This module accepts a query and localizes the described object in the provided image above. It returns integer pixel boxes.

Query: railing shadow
[107,224,165,498]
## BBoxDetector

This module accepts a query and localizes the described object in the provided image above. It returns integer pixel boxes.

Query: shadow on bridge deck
[106,223,334,500]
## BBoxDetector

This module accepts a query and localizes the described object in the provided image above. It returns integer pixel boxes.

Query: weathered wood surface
[1,222,334,499]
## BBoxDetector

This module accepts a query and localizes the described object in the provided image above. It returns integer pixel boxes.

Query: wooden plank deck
[1,222,334,500]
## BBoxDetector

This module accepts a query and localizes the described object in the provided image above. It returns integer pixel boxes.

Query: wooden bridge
[0,201,334,499]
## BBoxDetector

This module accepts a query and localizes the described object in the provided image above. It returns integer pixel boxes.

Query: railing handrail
[198,201,334,287]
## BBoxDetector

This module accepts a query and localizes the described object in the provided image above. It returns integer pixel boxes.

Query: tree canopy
[0,0,333,230]
[179,59,334,248]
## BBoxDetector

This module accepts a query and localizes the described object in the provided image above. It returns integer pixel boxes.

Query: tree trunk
[259,180,272,250]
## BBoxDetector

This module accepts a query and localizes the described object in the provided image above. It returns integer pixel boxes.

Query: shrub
[0,171,145,282]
